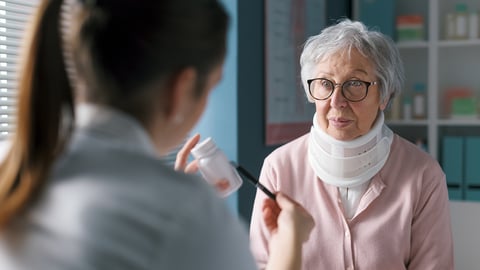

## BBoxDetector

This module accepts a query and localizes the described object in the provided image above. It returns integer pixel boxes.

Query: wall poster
[265,0,325,145]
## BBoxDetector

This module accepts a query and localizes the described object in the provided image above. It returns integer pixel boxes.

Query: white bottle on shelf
[413,83,426,119]
[455,3,469,40]
[445,12,456,40]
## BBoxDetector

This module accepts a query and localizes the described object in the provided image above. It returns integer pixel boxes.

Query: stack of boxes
[396,15,425,42]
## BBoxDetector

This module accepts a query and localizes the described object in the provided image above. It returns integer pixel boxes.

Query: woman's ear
[164,67,197,124]
[379,95,391,111]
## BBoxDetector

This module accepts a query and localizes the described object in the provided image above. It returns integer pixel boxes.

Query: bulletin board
[265,0,325,145]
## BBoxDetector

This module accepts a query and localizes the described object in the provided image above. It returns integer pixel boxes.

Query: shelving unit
[355,0,480,201]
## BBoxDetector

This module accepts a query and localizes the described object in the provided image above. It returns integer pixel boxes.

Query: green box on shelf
[451,97,477,117]
[397,27,424,42]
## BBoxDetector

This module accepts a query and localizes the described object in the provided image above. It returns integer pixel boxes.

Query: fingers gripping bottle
[191,137,243,197]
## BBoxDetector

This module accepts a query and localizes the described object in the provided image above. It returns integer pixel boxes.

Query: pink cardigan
[250,133,454,270]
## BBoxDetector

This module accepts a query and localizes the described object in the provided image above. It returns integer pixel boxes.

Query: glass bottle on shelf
[403,96,412,121]
[387,94,401,121]
[455,3,469,40]
[413,83,426,119]
[469,10,479,39]
[445,12,456,40]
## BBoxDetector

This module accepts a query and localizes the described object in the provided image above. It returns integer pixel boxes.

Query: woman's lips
[329,118,352,128]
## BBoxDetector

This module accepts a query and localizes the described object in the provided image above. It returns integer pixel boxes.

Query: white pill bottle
[191,137,243,197]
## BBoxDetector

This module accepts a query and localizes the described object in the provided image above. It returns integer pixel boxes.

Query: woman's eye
[347,80,363,87]
[320,80,332,88]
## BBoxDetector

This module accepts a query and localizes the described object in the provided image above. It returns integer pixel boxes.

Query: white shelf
[438,118,480,126]
[397,41,429,49]
[386,119,429,126]
[356,0,480,160]
[438,39,480,48]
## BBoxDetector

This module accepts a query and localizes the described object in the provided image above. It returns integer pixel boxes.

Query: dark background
[237,0,352,222]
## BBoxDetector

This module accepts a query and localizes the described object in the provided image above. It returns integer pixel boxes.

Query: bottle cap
[456,3,468,13]
[191,137,216,158]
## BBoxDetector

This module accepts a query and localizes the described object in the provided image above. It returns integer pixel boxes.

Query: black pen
[233,163,276,200]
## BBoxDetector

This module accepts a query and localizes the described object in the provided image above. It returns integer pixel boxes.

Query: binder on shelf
[442,136,463,185]
[465,137,480,185]
[465,189,480,202]
[448,187,463,201]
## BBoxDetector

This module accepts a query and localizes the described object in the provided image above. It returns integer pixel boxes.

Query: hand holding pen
[232,163,314,243]
[233,163,276,200]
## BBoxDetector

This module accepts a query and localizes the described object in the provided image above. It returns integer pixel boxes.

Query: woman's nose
[329,86,348,108]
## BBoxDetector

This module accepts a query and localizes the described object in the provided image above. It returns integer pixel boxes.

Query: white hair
[300,19,404,106]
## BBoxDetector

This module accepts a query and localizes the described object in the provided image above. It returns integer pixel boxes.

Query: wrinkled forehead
[313,47,374,74]
[315,46,369,65]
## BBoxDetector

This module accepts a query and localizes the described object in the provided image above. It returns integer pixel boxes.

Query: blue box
[442,136,463,185]
[357,0,395,38]
[465,137,480,185]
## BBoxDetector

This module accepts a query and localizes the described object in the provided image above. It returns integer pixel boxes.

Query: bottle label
[457,16,468,37]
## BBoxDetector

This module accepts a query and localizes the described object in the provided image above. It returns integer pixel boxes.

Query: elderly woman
[249,19,454,270]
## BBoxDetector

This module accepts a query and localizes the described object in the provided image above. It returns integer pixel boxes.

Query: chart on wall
[265,0,325,145]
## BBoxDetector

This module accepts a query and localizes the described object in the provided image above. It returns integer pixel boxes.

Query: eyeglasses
[307,78,378,102]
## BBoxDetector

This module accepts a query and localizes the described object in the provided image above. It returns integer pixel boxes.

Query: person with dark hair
[0,0,313,269]
[250,19,454,270]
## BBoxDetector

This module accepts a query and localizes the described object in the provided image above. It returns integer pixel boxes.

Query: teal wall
[193,0,239,214]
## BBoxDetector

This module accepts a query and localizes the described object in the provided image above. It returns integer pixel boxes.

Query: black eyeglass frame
[306,78,378,102]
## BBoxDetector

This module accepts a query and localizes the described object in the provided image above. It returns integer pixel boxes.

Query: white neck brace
[308,112,393,188]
